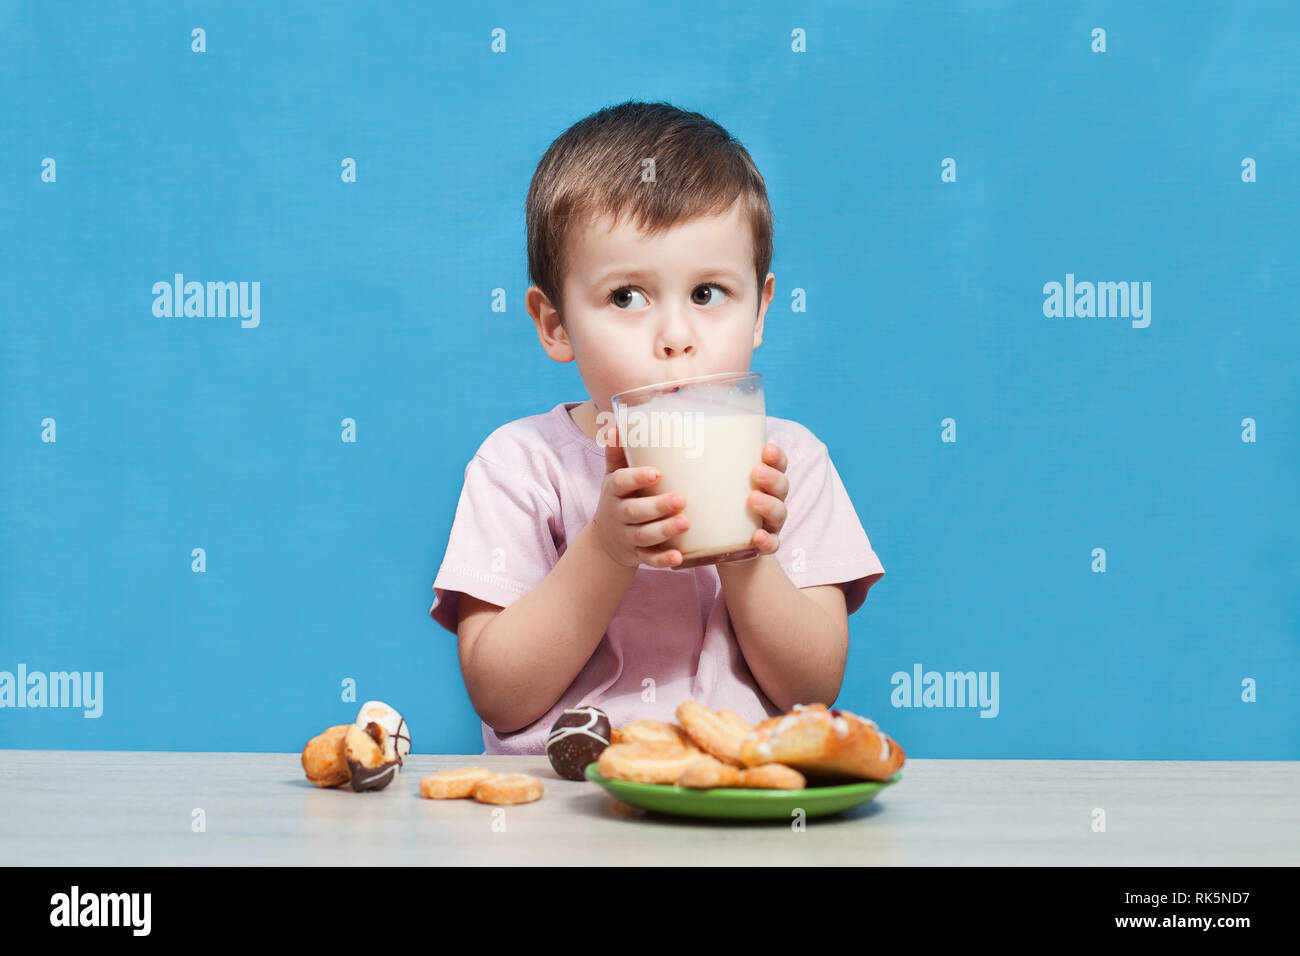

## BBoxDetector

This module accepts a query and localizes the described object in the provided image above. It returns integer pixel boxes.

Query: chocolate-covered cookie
[344,722,399,792]
[354,700,411,766]
[546,705,611,780]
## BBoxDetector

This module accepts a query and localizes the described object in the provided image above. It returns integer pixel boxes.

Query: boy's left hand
[747,443,789,555]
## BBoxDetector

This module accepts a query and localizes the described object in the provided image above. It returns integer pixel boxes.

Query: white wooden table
[2,752,1294,865]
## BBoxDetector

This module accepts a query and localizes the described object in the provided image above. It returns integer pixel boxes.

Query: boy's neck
[568,400,600,443]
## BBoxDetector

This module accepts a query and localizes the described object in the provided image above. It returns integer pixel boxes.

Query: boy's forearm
[716,556,846,710]
[464,521,638,734]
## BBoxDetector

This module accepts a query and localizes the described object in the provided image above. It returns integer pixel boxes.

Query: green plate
[583,762,901,820]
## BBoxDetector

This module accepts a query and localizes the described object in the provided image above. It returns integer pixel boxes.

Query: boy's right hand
[592,422,690,570]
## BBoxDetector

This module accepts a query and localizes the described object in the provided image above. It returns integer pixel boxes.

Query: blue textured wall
[2,1,1296,757]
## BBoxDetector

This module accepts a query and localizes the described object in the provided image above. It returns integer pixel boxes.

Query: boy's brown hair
[526,100,774,324]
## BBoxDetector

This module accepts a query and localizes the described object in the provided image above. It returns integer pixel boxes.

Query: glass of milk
[610,371,766,569]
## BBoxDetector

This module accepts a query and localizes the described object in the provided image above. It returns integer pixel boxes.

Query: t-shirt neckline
[558,402,607,458]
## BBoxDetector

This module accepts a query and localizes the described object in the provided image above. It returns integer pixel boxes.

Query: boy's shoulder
[764,414,827,456]
[469,402,574,472]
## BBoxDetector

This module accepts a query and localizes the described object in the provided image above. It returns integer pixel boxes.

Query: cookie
[301,724,351,788]
[739,703,905,782]
[676,752,742,789]
[717,709,753,739]
[597,741,702,784]
[419,767,497,799]
[676,700,745,766]
[344,722,399,792]
[736,763,806,790]
[472,773,545,805]
[674,753,804,789]
[614,718,699,751]
[354,700,411,766]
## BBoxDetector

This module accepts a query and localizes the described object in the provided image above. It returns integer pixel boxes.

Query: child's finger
[749,493,787,527]
[621,492,685,525]
[631,511,690,548]
[637,546,682,568]
[763,443,788,473]
[611,465,661,497]
[602,424,628,474]
[752,463,789,500]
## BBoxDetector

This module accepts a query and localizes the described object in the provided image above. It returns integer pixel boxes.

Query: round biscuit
[472,772,544,805]
[420,767,497,799]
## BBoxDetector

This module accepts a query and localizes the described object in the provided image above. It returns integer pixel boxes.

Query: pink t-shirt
[429,400,885,755]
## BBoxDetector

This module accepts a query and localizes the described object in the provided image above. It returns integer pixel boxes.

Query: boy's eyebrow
[594,267,745,286]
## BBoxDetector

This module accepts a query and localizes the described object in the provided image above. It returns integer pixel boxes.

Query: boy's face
[528,196,775,412]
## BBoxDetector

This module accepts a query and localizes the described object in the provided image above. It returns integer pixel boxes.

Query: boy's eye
[691,283,732,306]
[607,283,732,310]
[608,286,648,310]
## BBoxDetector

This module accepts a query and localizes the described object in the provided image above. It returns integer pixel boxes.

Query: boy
[430,100,885,754]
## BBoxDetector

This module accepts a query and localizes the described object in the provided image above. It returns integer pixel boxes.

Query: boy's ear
[753,272,775,348]
[527,285,575,363]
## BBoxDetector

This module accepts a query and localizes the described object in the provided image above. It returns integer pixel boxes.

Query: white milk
[622,410,767,567]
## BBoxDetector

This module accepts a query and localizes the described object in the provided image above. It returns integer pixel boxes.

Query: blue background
[2,1,1296,758]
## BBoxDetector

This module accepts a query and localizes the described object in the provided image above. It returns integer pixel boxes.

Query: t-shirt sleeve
[775,437,885,616]
[429,454,560,635]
